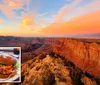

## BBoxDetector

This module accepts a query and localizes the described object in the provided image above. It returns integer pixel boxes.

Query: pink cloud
[53,0,82,22]
[0,0,31,20]
[4,0,30,9]
[0,5,14,20]
[68,0,100,19]
[3,0,23,9]
[53,0,100,22]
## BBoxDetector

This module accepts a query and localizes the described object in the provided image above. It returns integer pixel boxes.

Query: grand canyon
[0,0,100,85]
[0,36,100,85]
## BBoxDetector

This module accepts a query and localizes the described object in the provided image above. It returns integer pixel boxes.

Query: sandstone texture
[54,38,100,78]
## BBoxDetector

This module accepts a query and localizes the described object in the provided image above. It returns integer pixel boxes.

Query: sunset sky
[0,0,100,37]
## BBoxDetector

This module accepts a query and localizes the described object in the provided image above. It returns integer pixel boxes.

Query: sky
[0,0,100,37]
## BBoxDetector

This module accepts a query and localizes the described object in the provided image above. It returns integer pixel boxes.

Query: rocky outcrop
[54,38,100,78]
[21,54,98,85]
[22,55,73,85]
[81,76,97,85]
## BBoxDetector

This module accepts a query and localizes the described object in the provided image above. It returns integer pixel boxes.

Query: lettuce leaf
[13,63,19,69]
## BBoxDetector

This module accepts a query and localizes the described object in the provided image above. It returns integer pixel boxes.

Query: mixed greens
[13,63,20,69]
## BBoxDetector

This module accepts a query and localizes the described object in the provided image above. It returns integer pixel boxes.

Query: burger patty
[0,66,15,75]
[0,70,16,79]
[0,66,16,78]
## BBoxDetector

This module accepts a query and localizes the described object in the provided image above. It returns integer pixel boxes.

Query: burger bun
[0,54,17,65]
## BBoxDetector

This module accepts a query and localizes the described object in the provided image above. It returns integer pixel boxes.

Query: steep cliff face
[54,38,100,78]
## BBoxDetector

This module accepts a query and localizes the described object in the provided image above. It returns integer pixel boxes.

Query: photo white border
[0,47,21,83]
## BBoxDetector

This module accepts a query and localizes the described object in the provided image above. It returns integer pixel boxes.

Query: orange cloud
[0,19,4,23]
[41,11,100,35]
[20,14,42,31]
[8,1,22,9]
[20,14,34,28]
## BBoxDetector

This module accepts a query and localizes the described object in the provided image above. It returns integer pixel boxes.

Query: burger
[0,53,18,79]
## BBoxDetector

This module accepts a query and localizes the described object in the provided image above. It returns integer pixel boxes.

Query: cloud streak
[53,0,100,22]
[53,0,82,22]
[38,12,48,17]
[40,11,100,36]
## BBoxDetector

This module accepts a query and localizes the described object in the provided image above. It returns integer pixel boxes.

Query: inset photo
[0,47,21,83]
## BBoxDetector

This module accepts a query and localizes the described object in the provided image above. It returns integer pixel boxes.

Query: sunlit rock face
[0,37,100,85]
[21,55,73,85]
[53,38,100,77]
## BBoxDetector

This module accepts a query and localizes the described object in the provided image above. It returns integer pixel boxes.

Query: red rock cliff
[53,38,100,78]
